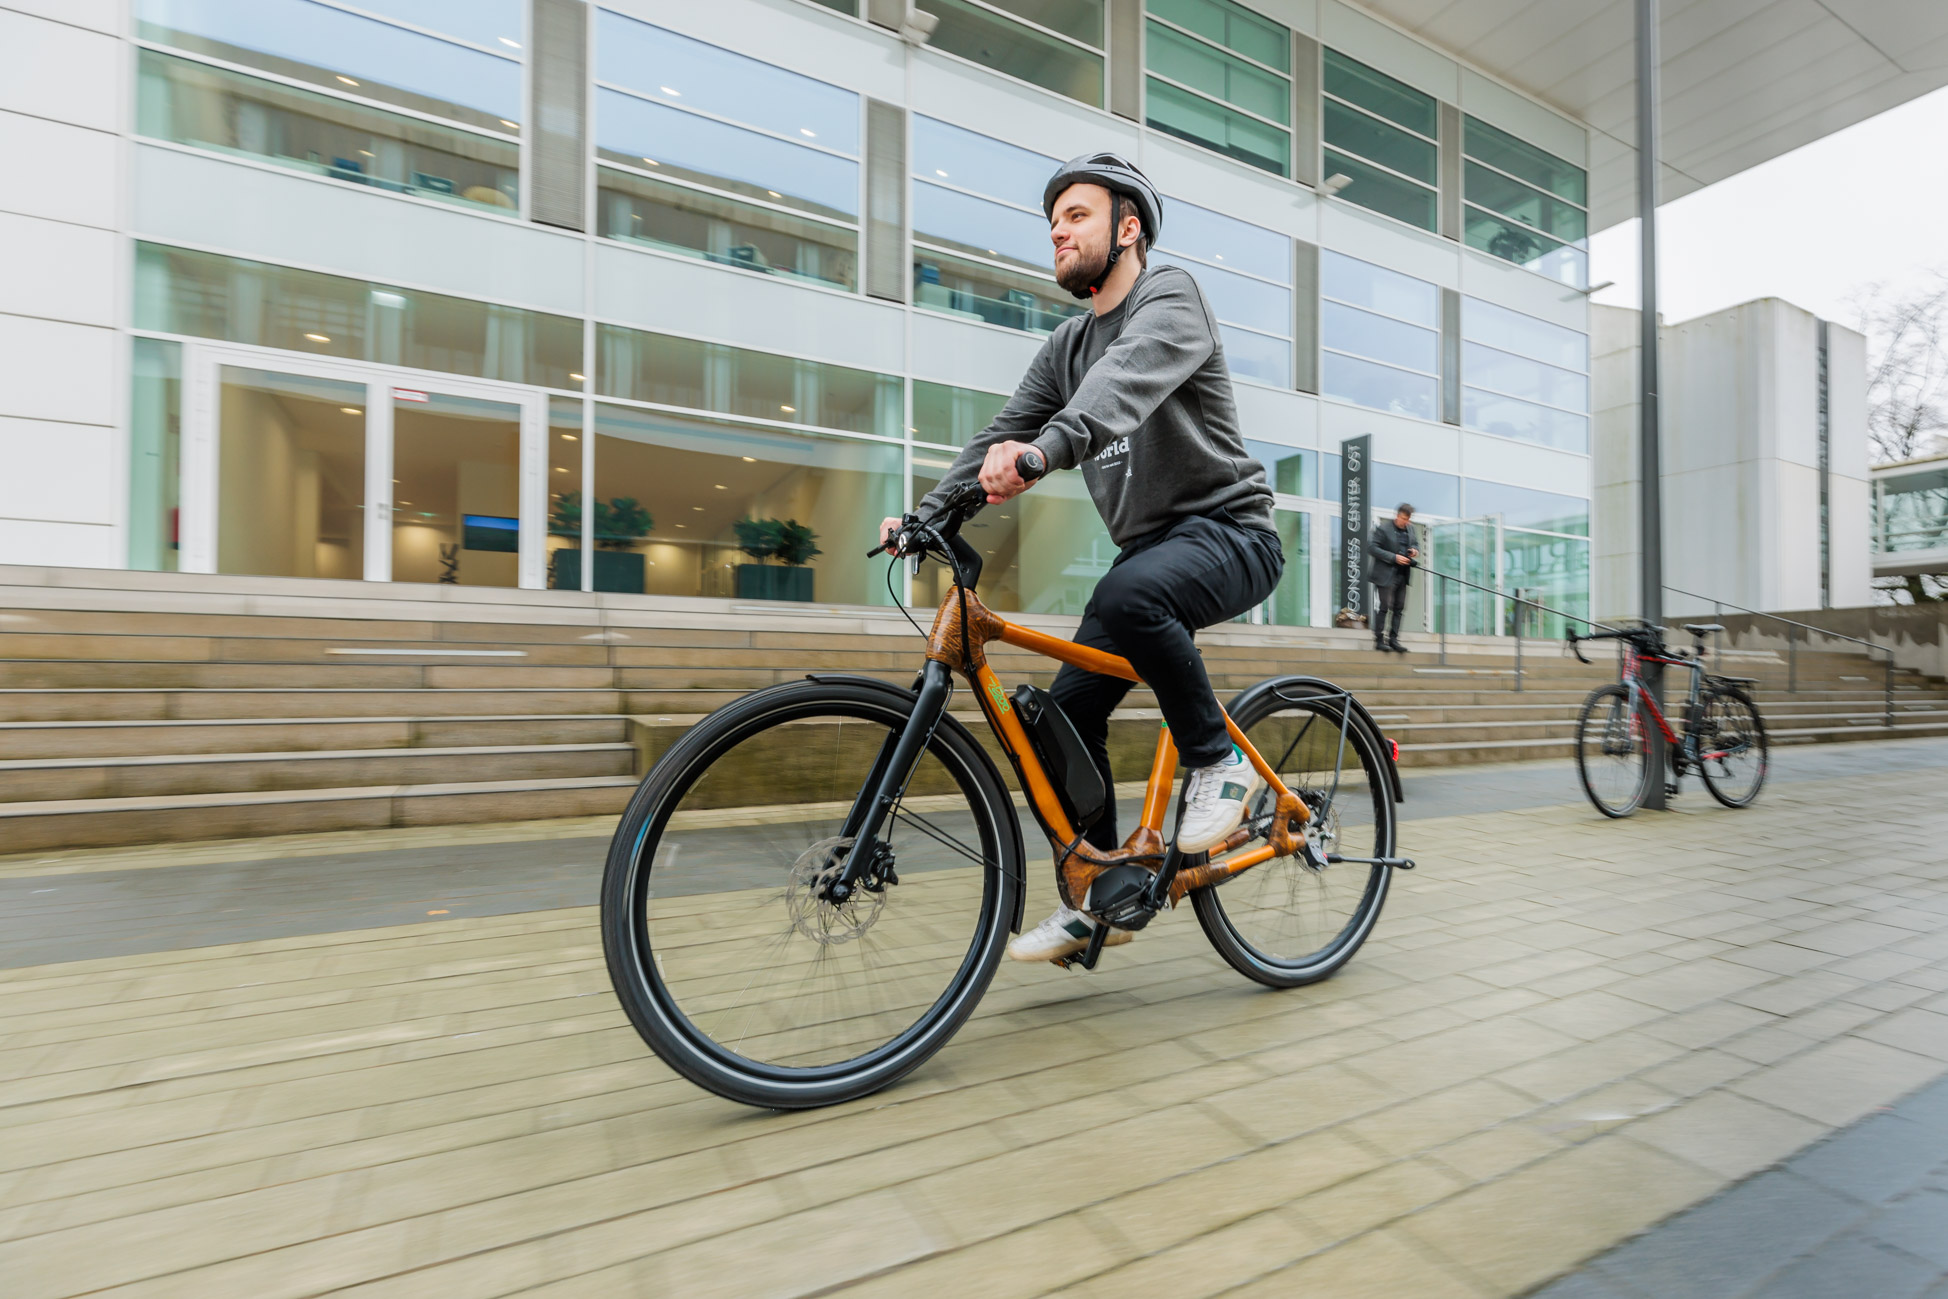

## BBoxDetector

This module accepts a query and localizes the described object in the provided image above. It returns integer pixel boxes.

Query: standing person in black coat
[1368,503,1417,652]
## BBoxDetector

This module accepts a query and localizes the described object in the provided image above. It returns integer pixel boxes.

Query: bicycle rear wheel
[600,678,1022,1109]
[1575,684,1651,818]
[1191,680,1397,989]
[1697,685,1768,808]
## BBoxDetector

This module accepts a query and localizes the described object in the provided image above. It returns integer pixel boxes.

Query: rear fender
[1226,675,1406,804]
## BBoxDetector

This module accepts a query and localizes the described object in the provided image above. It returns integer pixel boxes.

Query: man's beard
[1055,236,1112,294]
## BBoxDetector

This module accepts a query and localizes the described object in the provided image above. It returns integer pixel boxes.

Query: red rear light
[1388,738,1400,763]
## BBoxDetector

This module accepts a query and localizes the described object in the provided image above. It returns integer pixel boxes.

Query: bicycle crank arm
[1326,853,1417,870]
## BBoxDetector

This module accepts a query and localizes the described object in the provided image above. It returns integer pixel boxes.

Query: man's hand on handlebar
[980,440,1044,504]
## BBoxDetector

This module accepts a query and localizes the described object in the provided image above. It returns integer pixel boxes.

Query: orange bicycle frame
[921,583,1308,907]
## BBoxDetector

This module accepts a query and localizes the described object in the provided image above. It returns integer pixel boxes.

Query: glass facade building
[15,0,1595,636]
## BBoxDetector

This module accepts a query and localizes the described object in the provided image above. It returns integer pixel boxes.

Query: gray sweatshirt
[919,264,1275,549]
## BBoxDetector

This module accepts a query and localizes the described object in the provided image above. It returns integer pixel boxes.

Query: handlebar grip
[1016,447,1047,482]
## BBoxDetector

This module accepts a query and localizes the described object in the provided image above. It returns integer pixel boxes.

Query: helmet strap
[1078,194,1130,300]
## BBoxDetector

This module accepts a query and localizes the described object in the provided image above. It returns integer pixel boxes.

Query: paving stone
[1790,1111,1948,1205]
[1750,1231,1939,1299]
[1582,1170,1858,1297]
[1864,1188,1948,1268]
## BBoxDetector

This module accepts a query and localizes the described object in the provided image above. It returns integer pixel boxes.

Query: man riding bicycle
[882,153,1282,964]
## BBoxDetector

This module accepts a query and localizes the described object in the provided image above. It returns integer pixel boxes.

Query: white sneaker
[1006,904,1134,963]
[1175,747,1260,854]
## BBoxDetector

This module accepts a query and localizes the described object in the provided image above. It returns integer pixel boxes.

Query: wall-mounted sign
[1338,435,1370,619]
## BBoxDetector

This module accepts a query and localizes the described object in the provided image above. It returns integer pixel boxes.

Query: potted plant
[733,516,820,602]
[549,493,653,592]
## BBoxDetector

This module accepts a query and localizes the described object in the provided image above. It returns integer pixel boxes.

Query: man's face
[1395,511,1413,530]
[1049,182,1128,294]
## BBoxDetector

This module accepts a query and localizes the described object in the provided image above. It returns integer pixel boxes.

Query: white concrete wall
[0,2,124,569]
[1593,300,1874,618]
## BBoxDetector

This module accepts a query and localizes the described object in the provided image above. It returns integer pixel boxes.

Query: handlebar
[866,449,1049,559]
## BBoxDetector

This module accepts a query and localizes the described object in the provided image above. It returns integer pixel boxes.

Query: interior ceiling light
[660,86,680,96]
[713,484,725,489]
[642,158,659,166]
[561,433,578,441]
[800,128,816,138]
[767,190,781,198]
[554,466,568,472]
[305,333,330,343]
[569,372,585,381]
[498,37,520,49]
[780,405,795,413]
[500,118,517,128]
[337,75,358,86]
[741,456,756,462]
[936,169,948,178]
[692,506,704,511]
[341,407,361,415]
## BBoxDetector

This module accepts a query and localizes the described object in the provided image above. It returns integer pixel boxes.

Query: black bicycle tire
[599,678,1023,1110]
[1190,681,1397,989]
[1575,684,1651,819]
[1697,684,1769,809]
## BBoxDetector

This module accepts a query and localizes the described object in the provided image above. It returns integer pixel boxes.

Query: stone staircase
[3,566,1946,852]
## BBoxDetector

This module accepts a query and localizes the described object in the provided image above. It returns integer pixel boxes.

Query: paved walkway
[1539,1069,1948,1298]
[2,745,1947,1295]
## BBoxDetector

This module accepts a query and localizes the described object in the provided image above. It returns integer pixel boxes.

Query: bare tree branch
[1850,273,1948,465]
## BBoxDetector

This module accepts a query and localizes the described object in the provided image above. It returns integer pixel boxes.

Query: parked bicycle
[1567,621,1769,818]
[601,465,1410,1109]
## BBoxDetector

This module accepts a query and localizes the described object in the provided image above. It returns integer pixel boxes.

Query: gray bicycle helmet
[1042,152,1163,298]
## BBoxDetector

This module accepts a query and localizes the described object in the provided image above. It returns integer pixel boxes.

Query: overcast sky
[1588,84,1948,328]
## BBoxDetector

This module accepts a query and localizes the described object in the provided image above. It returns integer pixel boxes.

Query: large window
[1152,200,1292,386]
[913,380,1009,446]
[1145,0,1290,177]
[917,0,1105,107]
[1322,49,1437,231]
[1461,297,1589,452]
[1320,252,1437,419]
[596,325,902,439]
[135,243,584,390]
[912,452,1113,616]
[911,116,1084,334]
[592,405,902,606]
[1464,116,1588,286]
[129,338,183,573]
[1875,465,1948,554]
[134,0,522,210]
[595,13,861,291]
[1236,508,1310,626]
[1464,478,1588,537]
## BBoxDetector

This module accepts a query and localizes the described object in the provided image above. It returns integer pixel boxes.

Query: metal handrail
[1407,560,1614,691]
[1663,584,1896,728]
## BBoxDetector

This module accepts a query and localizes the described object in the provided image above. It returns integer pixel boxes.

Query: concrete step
[0,776,640,855]
[0,742,636,803]
[0,715,630,759]
[0,688,629,723]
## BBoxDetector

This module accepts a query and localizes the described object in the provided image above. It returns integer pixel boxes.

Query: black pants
[1373,582,1407,641]
[1049,513,1283,851]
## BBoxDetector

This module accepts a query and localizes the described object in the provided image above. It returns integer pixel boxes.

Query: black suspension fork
[825,659,955,901]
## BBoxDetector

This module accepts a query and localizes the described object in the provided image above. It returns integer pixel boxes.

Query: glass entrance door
[184,345,546,586]
[212,365,371,580]
[384,388,525,588]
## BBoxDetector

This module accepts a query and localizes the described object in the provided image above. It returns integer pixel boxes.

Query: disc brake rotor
[784,836,886,945]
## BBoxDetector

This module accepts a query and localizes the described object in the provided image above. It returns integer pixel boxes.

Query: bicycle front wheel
[1575,684,1651,818]
[1698,685,1769,808]
[1191,680,1397,989]
[600,678,1023,1109]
